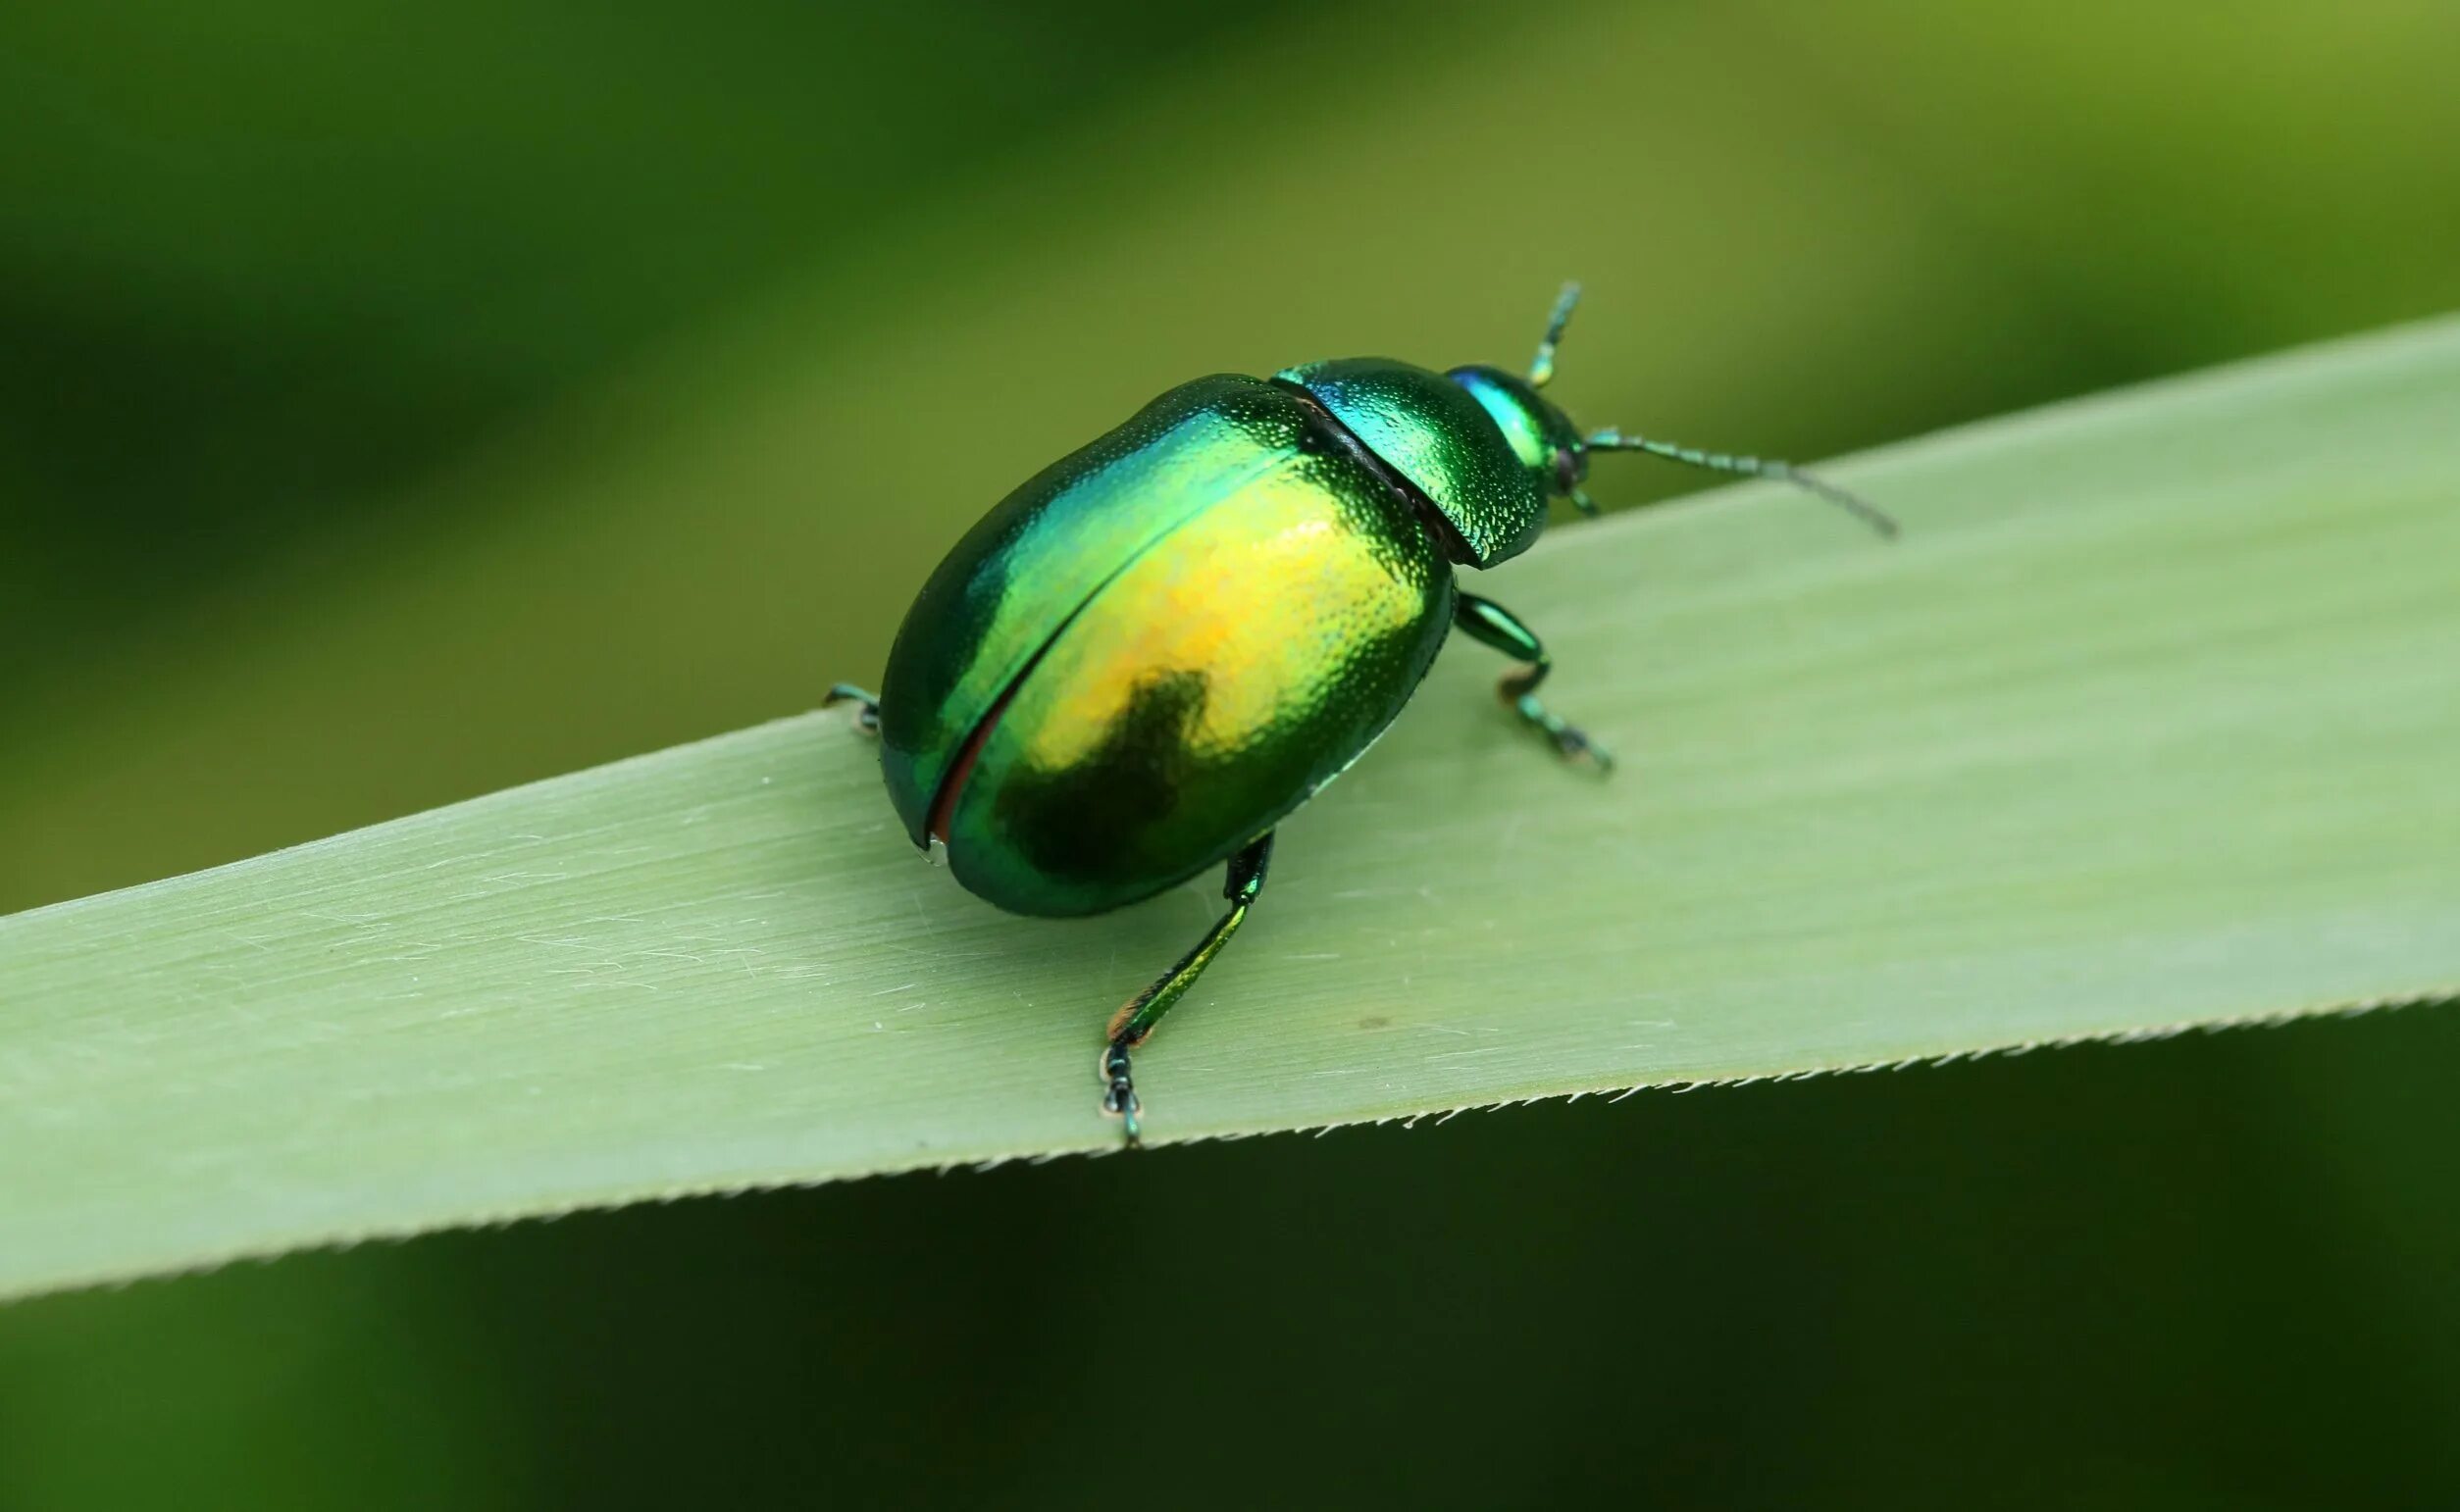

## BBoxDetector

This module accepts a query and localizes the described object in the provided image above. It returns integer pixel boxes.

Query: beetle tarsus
[1100,1044,1142,1148]
[1523,698,1614,772]
[823,682,881,736]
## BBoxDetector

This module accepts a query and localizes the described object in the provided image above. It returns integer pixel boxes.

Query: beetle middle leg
[1100,831,1274,1148]
[822,682,881,735]
[1452,593,1613,771]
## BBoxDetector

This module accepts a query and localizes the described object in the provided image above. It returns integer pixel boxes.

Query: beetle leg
[822,682,881,736]
[1452,594,1613,771]
[1100,832,1275,1148]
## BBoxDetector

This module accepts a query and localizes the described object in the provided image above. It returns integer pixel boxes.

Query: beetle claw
[1555,726,1614,773]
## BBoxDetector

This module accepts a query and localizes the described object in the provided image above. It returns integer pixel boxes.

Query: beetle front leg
[1099,832,1274,1148]
[1452,594,1613,771]
[822,682,881,735]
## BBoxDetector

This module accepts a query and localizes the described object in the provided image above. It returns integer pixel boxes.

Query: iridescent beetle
[829,285,1893,1144]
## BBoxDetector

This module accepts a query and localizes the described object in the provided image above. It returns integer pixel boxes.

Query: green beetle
[828,285,1892,1144]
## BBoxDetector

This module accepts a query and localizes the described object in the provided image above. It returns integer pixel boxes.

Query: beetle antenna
[1528,280,1582,388]
[1585,428,1899,538]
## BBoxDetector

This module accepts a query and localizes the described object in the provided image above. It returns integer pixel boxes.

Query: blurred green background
[5,1,2458,1505]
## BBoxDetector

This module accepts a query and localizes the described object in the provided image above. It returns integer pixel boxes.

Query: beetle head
[1446,363,1591,515]
[1445,279,1598,526]
[1460,282,1900,541]
[1282,284,1894,570]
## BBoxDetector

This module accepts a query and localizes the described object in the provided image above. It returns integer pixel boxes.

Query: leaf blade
[4,319,2458,1300]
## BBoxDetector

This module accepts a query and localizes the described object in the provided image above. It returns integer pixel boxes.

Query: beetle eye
[1552,448,1581,494]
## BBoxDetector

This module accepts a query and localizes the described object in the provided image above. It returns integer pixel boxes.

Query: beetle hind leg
[1452,594,1614,772]
[823,682,881,736]
[1099,832,1275,1148]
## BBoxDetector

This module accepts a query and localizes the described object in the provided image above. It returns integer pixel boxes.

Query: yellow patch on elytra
[1013,483,1420,773]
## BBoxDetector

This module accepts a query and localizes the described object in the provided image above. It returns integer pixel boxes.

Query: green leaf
[5,320,2459,1302]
